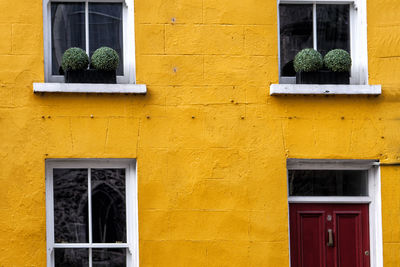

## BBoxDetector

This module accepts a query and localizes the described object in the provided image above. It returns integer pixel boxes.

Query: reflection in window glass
[55,248,89,267]
[91,169,126,243]
[289,170,368,196]
[279,4,313,77]
[89,3,123,75]
[50,3,124,76]
[53,169,88,243]
[50,164,130,267]
[317,5,350,56]
[51,3,85,75]
[92,248,126,267]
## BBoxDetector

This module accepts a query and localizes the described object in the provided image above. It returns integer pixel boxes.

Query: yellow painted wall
[0,0,399,266]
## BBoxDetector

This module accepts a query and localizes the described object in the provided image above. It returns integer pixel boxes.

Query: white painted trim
[45,159,138,267]
[312,3,317,50]
[286,159,383,267]
[43,0,51,83]
[349,0,369,85]
[85,1,89,56]
[46,158,134,165]
[270,84,381,95]
[49,0,128,2]
[288,196,372,203]
[33,83,147,94]
[369,166,384,267]
[130,160,139,266]
[125,0,136,84]
[280,0,354,3]
[54,243,130,248]
[277,0,368,85]
[42,0,136,84]
[287,159,378,170]
[279,77,296,84]
[88,167,93,267]
[45,163,55,266]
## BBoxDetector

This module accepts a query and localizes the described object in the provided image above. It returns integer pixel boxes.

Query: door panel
[290,204,369,267]
[336,213,361,267]
[292,211,326,267]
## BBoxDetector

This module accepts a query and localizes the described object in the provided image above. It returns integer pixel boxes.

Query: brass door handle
[327,229,334,247]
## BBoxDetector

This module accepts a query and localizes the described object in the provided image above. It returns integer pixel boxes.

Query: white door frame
[286,159,383,267]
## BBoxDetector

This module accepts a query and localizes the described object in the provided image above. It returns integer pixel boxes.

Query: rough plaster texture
[0,0,399,266]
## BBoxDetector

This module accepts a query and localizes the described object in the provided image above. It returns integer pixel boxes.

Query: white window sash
[288,196,372,203]
[53,243,130,248]
[88,167,93,266]
[279,0,355,4]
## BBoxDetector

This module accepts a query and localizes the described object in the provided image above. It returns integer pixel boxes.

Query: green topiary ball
[324,49,352,72]
[91,47,119,71]
[293,48,323,72]
[61,47,89,71]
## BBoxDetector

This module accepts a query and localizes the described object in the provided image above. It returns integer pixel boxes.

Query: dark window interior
[279,4,350,77]
[289,169,368,196]
[51,3,85,75]
[89,3,123,75]
[53,167,127,266]
[51,2,123,76]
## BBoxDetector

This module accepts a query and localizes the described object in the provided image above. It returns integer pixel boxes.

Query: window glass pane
[91,169,126,243]
[51,3,86,75]
[289,170,368,196]
[93,248,126,267]
[89,3,123,75]
[55,248,89,266]
[279,4,313,77]
[55,248,89,267]
[53,169,88,243]
[317,4,350,56]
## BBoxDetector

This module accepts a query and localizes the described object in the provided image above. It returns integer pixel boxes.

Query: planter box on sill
[296,70,350,85]
[65,69,116,84]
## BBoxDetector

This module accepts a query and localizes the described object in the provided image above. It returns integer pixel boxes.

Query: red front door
[289,204,370,267]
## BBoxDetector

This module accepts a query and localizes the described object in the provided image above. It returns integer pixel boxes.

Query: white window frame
[45,159,139,267]
[286,159,383,267]
[277,0,368,85]
[42,0,136,84]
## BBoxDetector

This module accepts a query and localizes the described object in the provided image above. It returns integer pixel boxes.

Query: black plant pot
[64,69,116,84]
[296,70,350,85]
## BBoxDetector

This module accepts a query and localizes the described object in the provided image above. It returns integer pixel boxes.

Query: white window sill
[270,84,381,95]
[33,83,147,94]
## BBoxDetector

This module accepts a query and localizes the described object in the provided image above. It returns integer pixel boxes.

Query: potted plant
[61,47,119,83]
[90,47,119,84]
[61,47,90,83]
[323,49,351,84]
[294,48,324,84]
[294,48,351,84]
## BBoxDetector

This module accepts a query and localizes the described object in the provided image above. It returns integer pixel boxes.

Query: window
[46,159,138,267]
[278,0,368,85]
[43,0,135,83]
[289,169,368,196]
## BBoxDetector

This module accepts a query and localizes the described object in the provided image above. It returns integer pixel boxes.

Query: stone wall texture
[0,0,400,266]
